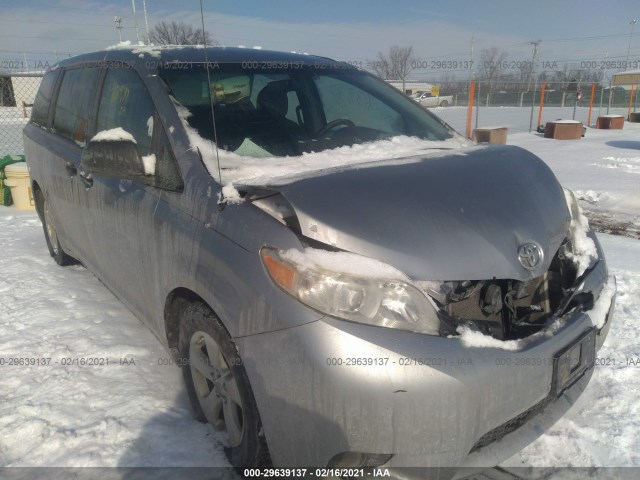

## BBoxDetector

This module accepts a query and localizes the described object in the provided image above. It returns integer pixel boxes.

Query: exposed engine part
[422,280,482,304]
[481,284,502,314]
[428,235,586,340]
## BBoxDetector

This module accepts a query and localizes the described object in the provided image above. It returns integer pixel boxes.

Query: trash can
[3,162,35,211]
[0,154,25,206]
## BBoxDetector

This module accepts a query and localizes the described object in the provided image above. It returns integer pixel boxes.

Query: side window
[154,129,183,191]
[285,91,301,123]
[314,75,404,135]
[53,67,99,142]
[31,70,59,127]
[97,68,182,191]
[96,68,155,156]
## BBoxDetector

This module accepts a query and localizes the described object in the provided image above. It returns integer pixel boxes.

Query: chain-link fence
[0,73,43,157]
[1,74,638,156]
[399,80,639,136]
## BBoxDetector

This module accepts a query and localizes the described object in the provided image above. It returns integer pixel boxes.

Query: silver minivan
[24,46,615,476]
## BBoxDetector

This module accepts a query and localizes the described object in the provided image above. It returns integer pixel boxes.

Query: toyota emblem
[518,243,542,270]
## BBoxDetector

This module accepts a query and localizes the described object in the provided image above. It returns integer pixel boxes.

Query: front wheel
[179,302,270,468]
[34,189,75,266]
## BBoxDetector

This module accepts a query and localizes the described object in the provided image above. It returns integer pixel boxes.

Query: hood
[269,145,570,281]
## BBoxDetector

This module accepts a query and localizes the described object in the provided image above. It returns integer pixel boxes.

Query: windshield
[160,63,454,158]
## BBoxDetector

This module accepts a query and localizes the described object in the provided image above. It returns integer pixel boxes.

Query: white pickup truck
[414,91,453,107]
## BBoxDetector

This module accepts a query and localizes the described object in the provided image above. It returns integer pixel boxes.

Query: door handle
[65,162,77,177]
[79,173,94,189]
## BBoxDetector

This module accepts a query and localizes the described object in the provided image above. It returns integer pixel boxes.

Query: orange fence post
[628,85,635,120]
[587,83,597,127]
[466,81,476,139]
[537,82,546,130]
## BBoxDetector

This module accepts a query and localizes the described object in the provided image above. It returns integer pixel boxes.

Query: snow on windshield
[173,99,469,201]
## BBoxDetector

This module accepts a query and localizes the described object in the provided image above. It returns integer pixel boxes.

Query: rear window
[31,70,59,127]
[53,67,100,143]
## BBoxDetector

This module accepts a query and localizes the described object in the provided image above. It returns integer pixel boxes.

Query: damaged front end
[251,182,609,343]
[425,237,595,340]
[425,189,606,341]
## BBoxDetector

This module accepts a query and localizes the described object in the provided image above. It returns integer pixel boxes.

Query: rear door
[45,66,100,261]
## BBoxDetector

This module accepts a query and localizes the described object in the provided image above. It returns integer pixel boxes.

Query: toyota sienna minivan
[23,46,616,477]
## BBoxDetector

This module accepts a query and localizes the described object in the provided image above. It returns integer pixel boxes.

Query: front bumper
[235,274,615,471]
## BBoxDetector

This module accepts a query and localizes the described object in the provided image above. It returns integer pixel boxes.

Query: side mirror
[80,137,152,179]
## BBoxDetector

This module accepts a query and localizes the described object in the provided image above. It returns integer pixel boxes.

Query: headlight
[261,247,440,335]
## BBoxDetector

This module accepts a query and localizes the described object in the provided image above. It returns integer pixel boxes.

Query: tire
[34,189,75,266]
[179,302,270,468]
[439,100,449,107]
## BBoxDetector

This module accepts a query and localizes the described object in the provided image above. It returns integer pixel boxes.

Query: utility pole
[114,16,123,43]
[142,0,150,44]
[627,19,637,69]
[528,40,541,132]
[131,0,141,43]
[599,50,608,116]
[527,40,540,92]
[468,37,474,83]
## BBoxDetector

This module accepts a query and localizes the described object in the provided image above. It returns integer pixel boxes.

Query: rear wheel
[34,189,75,266]
[439,99,449,107]
[179,301,270,468]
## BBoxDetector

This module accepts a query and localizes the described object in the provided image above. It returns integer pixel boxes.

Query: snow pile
[91,128,136,143]
[564,189,598,277]
[141,154,156,175]
[219,183,243,204]
[588,275,617,329]
[456,326,521,351]
[597,156,640,175]
[573,189,609,205]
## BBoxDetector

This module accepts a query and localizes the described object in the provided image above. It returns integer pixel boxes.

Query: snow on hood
[172,98,469,202]
[217,136,468,186]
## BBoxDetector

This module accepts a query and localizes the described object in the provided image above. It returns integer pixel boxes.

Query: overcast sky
[2,0,640,79]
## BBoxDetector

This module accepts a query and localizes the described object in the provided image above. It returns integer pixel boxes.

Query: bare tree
[479,47,508,93]
[368,46,415,89]
[148,21,214,46]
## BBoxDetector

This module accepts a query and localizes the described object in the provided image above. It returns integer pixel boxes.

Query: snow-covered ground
[1,117,639,473]
[0,210,230,469]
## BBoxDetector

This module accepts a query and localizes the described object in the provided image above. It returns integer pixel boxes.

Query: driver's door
[81,67,168,320]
